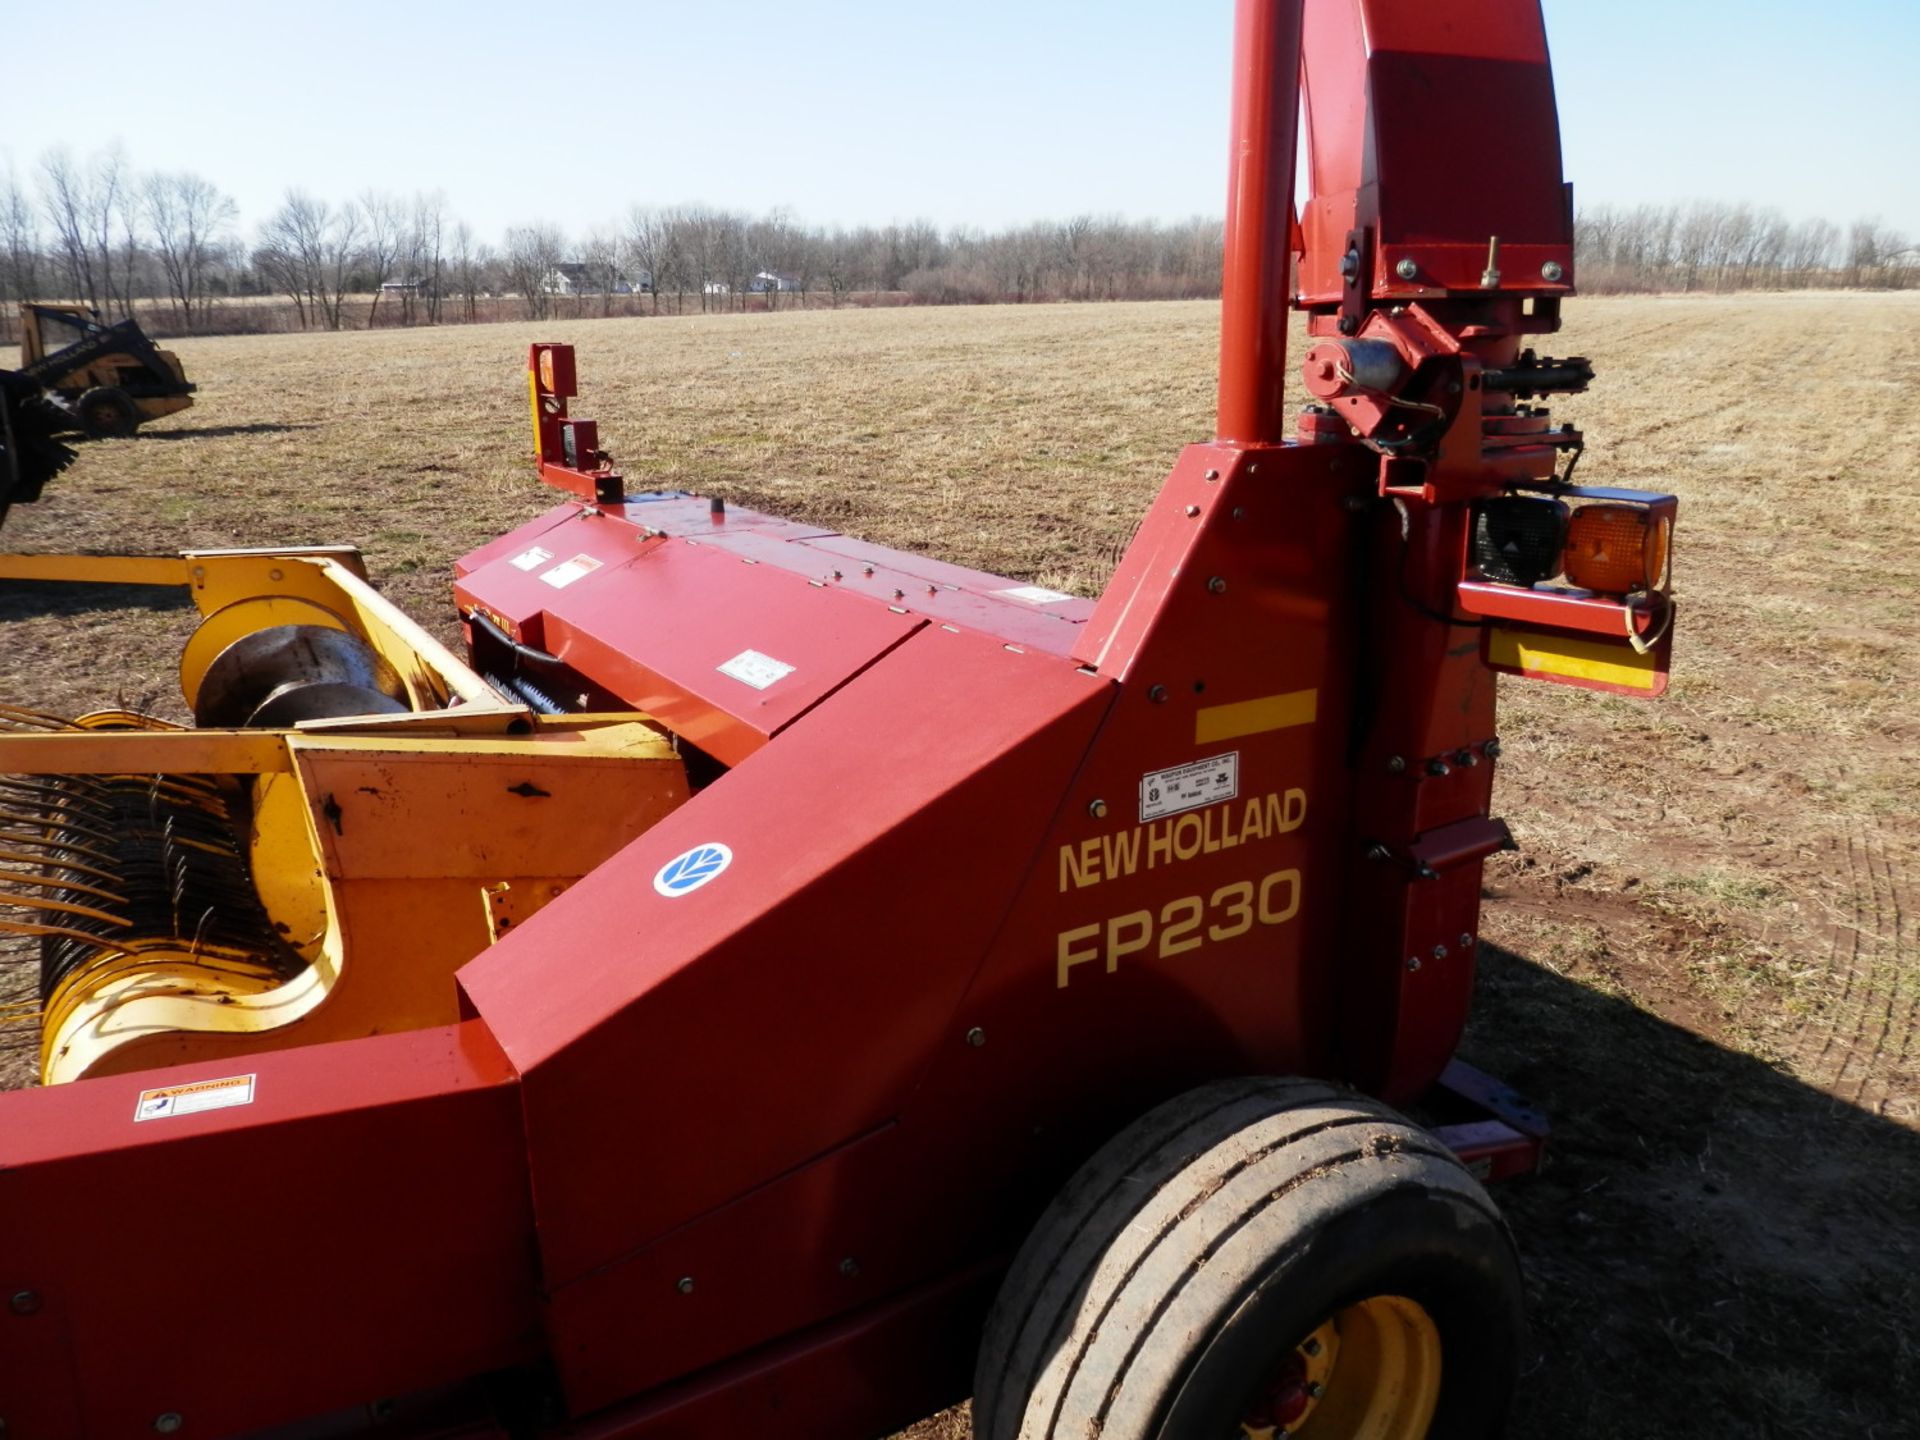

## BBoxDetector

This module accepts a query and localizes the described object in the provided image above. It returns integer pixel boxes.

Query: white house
[543,263,653,296]
[748,270,802,293]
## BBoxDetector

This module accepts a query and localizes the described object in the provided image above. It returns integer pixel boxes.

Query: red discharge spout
[1215,0,1305,447]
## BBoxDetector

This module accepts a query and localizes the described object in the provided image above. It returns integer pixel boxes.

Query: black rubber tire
[75,386,138,439]
[973,1077,1525,1440]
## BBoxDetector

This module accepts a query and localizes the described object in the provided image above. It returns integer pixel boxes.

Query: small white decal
[539,554,604,589]
[997,584,1076,605]
[509,545,554,572]
[1140,752,1240,823]
[718,649,795,690]
[654,842,733,897]
[135,1073,256,1122]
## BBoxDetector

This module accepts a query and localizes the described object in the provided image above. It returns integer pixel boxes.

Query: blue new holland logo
[652,842,733,898]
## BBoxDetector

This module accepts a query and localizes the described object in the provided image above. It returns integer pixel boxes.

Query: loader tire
[973,1077,1524,1440]
[76,386,138,439]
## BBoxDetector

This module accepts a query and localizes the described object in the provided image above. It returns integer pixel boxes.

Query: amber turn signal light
[1563,504,1668,595]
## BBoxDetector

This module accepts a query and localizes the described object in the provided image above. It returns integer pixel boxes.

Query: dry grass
[4,293,1918,1437]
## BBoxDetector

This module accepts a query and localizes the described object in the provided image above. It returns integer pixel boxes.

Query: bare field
[4,294,1918,1436]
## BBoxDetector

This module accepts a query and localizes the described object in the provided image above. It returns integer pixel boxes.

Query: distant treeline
[1573,202,1917,294]
[1,145,1914,343]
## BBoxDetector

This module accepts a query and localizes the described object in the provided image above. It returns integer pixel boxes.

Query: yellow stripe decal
[1487,626,1658,690]
[1194,688,1319,745]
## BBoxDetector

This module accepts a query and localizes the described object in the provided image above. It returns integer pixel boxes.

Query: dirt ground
[3,293,1916,1437]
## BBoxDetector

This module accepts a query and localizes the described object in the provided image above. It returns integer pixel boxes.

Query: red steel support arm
[1215,0,1305,447]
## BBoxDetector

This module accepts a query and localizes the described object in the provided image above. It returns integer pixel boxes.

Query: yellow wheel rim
[1241,1295,1442,1440]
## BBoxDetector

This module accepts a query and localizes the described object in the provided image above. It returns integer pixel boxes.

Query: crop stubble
[2,293,1915,1436]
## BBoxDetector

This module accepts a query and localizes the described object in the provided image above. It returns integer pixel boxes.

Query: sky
[4,0,1916,242]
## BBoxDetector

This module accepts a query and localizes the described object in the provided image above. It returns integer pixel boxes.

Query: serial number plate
[1139,752,1239,822]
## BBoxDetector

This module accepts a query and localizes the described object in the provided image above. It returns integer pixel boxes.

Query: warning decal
[718,649,796,690]
[1139,752,1240,823]
[509,545,554,572]
[996,584,1076,605]
[135,1073,256,1122]
[539,554,604,589]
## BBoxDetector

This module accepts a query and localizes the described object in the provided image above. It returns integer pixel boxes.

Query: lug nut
[1395,258,1418,280]
[1433,943,1449,960]
[1456,748,1478,767]
[1407,956,1422,972]
[1541,260,1565,282]
[1484,738,1503,759]
[1459,933,1474,949]
[1425,757,1449,777]
[1088,798,1108,819]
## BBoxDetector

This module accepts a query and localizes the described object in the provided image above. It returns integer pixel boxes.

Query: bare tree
[580,227,622,316]
[623,205,679,315]
[255,192,361,330]
[409,192,448,324]
[144,172,236,331]
[0,167,40,340]
[360,192,405,328]
[450,221,485,322]
[39,149,99,310]
[502,224,566,319]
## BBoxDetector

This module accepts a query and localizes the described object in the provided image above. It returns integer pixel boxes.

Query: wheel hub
[1240,1295,1441,1439]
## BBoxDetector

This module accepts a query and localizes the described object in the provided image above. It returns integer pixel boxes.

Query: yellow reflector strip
[1487,626,1658,691]
[1194,688,1318,744]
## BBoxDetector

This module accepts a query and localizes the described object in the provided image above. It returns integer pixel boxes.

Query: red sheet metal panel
[456,497,1094,665]
[608,513,1094,654]
[454,501,583,581]
[1298,0,1570,303]
[536,539,924,765]
[793,534,1093,655]
[610,494,838,542]
[457,624,1112,1310]
[0,1022,534,1440]
[454,504,662,650]
[561,1267,990,1440]
[1073,442,1251,678]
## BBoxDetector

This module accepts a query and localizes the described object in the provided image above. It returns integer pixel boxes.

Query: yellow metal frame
[1,547,691,1085]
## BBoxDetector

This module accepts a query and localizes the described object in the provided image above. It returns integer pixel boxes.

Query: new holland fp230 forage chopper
[0,2,1678,1436]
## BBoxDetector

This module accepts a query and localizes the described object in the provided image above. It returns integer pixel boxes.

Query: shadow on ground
[1461,943,1917,1437]
[136,422,320,440]
[0,580,191,623]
